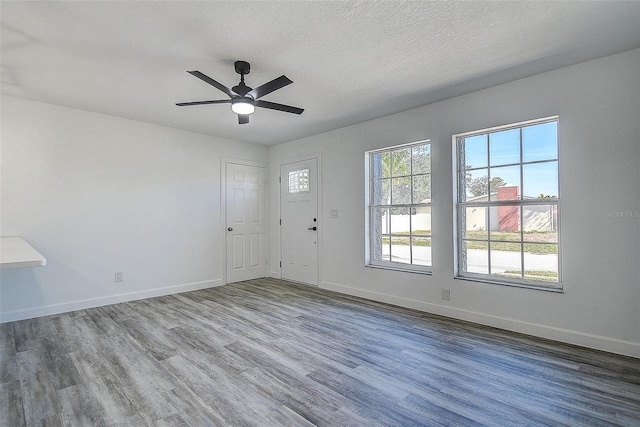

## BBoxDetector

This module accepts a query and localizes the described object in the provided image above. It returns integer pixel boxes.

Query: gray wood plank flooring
[1,278,639,426]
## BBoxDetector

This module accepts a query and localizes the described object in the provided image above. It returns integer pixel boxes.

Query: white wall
[0,96,267,321]
[268,49,640,357]
[2,51,638,357]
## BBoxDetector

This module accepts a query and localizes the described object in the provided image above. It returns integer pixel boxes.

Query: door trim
[278,152,322,286]
[221,157,268,285]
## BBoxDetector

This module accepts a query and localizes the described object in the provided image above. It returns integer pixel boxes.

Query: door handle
[307,226,317,231]
[227,227,233,231]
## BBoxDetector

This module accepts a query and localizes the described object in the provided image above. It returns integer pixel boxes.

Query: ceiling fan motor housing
[232,84,252,97]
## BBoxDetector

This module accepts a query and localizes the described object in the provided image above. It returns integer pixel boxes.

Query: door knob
[308,226,317,231]
[227,227,233,231]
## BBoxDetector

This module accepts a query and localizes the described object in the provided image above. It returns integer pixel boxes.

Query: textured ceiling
[2,1,639,146]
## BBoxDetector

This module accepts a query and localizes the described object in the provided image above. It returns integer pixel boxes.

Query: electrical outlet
[331,209,339,218]
[115,272,124,282]
[441,288,451,301]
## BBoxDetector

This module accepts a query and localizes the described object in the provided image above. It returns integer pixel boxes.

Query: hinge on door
[279,261,282,268]
[279,218,282,225]
[279,176,281,183]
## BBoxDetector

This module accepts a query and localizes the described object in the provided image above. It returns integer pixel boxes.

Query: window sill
[366,263,432,275]
[454,274,563,293]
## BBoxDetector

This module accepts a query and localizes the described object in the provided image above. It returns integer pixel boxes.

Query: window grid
[456,117,561,289]
[368,141,432,273]
[288,169,310,193]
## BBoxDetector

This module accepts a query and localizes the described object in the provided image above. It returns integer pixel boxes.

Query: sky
[463,121,558,198]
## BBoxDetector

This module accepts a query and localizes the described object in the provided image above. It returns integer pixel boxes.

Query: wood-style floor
[1,278,639,426]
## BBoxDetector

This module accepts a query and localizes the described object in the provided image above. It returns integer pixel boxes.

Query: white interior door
[280,159,318,285]
[226,162,266,283]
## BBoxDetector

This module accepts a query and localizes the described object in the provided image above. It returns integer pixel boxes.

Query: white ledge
[0,237,47,269]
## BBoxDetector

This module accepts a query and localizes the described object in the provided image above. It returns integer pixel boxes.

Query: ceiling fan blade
[255,100,304,115]
[238,114,250,124]
[187,71,235,97]
[175,99,231,106]
[248,75,293,100]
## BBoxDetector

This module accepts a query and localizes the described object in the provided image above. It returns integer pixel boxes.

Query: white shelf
[0,237,47,269]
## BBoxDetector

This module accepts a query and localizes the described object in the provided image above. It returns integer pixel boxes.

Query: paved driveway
[384,246,557,274]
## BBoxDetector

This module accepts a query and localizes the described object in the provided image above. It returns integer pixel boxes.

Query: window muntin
[455,118,560,289]
[288,169,309,193]
[367,141,431,273]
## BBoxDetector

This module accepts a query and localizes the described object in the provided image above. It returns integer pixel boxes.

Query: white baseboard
[320,280,640,359]
[268,270,281,279]
[0,278,223,323]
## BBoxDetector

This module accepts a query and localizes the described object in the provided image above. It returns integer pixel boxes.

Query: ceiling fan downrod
[232,61,252,97]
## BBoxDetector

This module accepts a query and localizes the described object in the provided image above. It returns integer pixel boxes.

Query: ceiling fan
[176,61,304,124]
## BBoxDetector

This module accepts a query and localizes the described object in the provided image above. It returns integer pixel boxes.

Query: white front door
[226,162,267,283]
[280,159,318,285]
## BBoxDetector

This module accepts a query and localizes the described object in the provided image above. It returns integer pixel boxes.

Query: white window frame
[365,140,432,274]
[453,116,562,291]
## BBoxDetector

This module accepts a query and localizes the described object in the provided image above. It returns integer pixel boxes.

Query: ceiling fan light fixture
[231,97,255,115]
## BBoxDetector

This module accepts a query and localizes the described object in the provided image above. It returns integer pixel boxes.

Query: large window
[455,117,561,290]
[366,141,431,273]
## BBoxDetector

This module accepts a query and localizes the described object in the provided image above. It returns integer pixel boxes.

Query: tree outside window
[367,141,432,273]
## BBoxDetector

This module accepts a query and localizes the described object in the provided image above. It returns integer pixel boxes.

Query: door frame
[278,152,322,286]
[221,157,268,285]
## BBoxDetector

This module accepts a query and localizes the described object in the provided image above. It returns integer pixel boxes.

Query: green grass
[381,236,430,246]
[381,230,558,254]
[388,230,431,235]
[465,241,557,255]
[466,230,557,243]
[498,269,558,282]
[464,230,557,254]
